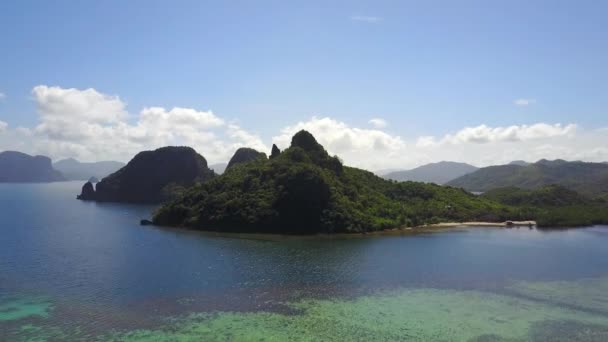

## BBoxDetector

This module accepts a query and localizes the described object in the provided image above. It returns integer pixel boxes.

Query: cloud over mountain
[0,86,607,170]
[7,86,267,163]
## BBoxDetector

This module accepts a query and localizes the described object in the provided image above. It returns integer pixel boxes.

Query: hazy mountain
[509,160,530,166]
[383,161,479,184]
[374,168,405,176]
[209,163,227,175]
[447,160,608,197]
[53,158,125,181]
[0,151,65,182]
[77,146,215,203]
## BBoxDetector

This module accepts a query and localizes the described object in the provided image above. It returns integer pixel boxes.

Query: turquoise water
[2,182,608,341]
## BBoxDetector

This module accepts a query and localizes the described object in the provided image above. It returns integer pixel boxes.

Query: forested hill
[153,130,517,234]
[447,160,608,197]
[383,161,478,184]
[482,185,608,227]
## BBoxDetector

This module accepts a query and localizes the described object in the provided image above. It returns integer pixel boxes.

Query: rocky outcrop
[77,146,215,203]
[226,148,267,170]
[0,151,65,183]
[77,181,96,200]
[291,130,324,152]
[270,144,281,159]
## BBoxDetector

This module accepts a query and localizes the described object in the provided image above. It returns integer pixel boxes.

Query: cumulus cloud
[6,85,267,163]
[514,98,536,106]
[270,118,608,170]
[368,118,387,129]
[272,116,406,169]
[418,123,576,146]
[350,15,382,23]
[1,85,607,171]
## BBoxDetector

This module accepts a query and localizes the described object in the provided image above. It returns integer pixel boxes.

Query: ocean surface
[2,181,608,341]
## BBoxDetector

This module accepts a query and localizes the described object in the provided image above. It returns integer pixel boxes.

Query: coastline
[358,220,537,237]
[150,220,538,241]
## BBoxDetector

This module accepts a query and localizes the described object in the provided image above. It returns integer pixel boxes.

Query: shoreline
[151,220,538,241]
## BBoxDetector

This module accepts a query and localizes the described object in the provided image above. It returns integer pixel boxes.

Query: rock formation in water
[225,148,267,170]
[77,146,215,203]
[0,151,65,183]
[77,181,96,200]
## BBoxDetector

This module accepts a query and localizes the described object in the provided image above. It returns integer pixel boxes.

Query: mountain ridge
[0,151,65,183]
[383,161,478,184]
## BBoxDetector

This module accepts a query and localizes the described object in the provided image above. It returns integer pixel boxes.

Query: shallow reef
[4,278,608,341]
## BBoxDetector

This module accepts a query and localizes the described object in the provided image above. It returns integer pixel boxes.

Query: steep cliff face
[0,151,65,182]
[77,146,215,203]
[225,148,267,171]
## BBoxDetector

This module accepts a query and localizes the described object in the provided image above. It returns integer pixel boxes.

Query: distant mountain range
[383,161,479,184]
[508,160,530,166]
[53,158,125,181]
[447,159,608,197]
[0,151,64,182]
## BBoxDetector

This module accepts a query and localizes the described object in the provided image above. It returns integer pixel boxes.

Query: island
[0,151,65,183]
[153,130,531,234]
[77,146,215,203]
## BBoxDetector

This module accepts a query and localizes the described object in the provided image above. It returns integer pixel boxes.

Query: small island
[77,146,215,203]
[0,151,65,183]
[151,131,518,233]
[150,131,608,233]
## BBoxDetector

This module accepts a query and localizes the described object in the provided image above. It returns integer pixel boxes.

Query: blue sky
[0,1,607,168]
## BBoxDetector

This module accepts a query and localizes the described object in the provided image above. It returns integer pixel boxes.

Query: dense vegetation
[78,146,215,203]
[482,185,608,227]
[226,147,267,170]
[447,159,608,197]
[154,131,519,234]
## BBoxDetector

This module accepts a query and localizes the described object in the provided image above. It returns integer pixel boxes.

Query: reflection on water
[2,182,608,340]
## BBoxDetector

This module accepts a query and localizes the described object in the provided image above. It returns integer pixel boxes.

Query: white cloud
[271,118,607,170]
[368,118,387,129]
[1,85,607,171]
[418,123,576,146]
[2,85,268,163]
[273,116,406,169]
[0,92,6,101]
[514,98,536,106]
[350,15,382,23]
[33,86,126,123]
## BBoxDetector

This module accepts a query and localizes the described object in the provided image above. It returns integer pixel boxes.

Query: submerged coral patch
[0,296,53,322]
[104,288,608,341]
[508,276,608,313]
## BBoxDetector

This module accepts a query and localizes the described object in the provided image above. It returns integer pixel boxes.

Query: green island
[153,130,608,233]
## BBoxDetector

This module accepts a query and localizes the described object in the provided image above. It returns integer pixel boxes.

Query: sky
[0,0,607,171]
